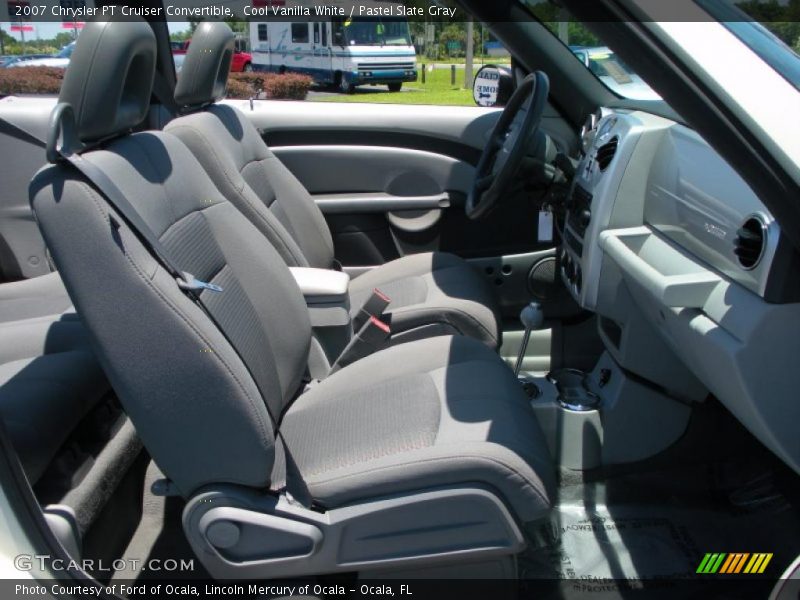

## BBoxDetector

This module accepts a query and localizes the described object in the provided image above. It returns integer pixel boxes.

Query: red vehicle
[171,36,252,72]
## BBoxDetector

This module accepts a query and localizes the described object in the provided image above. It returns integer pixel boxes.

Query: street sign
[10,25,34,32]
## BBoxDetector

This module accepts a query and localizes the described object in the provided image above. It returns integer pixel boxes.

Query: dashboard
[560,109,800,475]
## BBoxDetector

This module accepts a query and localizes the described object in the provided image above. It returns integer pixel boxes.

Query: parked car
[571,45,661,100]
[7,42,75,68]
[171,36,252,72]
[0,54,52,67]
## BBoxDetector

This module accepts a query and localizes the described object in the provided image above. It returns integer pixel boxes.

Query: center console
[560,111,673,311]
[289,267,353,372]
[526,111,700,471]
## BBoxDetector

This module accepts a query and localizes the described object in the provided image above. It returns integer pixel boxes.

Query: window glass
[519,0,660,100]
[291,23,309,44]
[257,24,268,43]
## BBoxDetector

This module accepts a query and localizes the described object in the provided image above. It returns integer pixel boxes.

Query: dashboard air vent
[596,136,619,171]
[734,216,766,269]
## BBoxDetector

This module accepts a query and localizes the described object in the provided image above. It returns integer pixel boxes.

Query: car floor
[518,401,800,598]
[109,460,209,582]
[105,402,799,596]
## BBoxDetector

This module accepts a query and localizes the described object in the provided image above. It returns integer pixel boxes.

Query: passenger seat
[166,23,501,348]
[0,260,109,483]
[31,19,553,578]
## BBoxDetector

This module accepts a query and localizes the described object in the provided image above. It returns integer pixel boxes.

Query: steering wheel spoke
[476,175,495,191]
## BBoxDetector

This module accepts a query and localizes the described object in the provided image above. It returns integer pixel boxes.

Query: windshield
[344,18,412,46]
[518,0,660,100]
[520,0,800,100]
[571,46,661,101]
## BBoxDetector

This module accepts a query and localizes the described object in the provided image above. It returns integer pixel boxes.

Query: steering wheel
[466,71,550,220]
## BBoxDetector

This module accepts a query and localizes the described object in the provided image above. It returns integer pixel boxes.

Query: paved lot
[307,84,417,99]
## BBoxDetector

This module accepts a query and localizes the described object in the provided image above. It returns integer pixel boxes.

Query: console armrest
[289,268,350,298]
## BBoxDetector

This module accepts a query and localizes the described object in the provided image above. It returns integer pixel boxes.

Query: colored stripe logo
[697,553,773,574]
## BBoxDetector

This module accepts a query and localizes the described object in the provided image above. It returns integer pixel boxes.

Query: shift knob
[514,302,545,378]
[520,302,544,331]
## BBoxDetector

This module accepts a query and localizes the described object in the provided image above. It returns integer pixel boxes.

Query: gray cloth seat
[0,270,108,482]
[347,252,500,346]
[30,19,553,541]
[0,271,73,323]
[278,335,553,521]
[0,351,107,483]
[165,26,500,348]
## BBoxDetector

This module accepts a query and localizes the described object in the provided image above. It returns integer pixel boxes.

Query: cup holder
[546,368,601,412]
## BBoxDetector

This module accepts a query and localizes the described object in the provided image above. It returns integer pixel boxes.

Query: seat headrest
[174,22,234,110]
[57,19,156,144]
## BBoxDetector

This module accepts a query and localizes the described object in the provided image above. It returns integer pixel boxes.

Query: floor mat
[110,460,208,582]
[519,464,799,599]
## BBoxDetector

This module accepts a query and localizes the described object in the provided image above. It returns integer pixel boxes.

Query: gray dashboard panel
[578,111,800,475]
[645,125,777,298]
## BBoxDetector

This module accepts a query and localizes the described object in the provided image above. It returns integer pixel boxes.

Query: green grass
[424,57,511,66]
[310,67,476,106]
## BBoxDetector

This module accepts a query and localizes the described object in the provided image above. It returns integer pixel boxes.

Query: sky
[1,20,190,43]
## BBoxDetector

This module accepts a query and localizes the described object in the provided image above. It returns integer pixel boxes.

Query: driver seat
[165,23,501,348]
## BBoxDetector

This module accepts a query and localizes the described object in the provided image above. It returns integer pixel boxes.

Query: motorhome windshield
[343,18,412,46]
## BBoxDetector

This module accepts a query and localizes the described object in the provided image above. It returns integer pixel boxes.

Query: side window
[332,20,345,46]
[313,23,320,45]
[306,22,511,107]
[258,24,268,43]
[291,23,309,44]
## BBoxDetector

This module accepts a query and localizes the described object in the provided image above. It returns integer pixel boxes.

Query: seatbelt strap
[64,153,220,296]
[151,69,179,116]
[330,315,391,374]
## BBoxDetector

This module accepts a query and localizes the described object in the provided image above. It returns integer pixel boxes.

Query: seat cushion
[277,335,554,522]
[0,313,89,364]
[348,252,501,348]
[0,272,74,324]
[0,351,108,483]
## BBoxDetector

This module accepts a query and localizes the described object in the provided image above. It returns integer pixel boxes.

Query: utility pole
[558,8,570,45]
[464,19,474,90]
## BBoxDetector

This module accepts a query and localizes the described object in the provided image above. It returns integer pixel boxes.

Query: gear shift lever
[514,301,544,377]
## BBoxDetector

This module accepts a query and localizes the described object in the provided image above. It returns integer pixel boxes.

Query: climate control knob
[578,209,592,229]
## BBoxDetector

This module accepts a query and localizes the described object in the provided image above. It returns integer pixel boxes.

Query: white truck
[249,16,417,93]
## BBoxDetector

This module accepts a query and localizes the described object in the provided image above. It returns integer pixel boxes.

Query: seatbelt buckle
[330,316,390,373]
[176,272,223,293]
[353,288,391,331]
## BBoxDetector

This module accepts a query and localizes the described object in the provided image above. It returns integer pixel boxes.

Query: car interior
[0,0,799,591]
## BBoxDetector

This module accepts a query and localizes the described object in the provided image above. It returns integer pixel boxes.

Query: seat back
[168,23,336,270]
[29,19,312,497]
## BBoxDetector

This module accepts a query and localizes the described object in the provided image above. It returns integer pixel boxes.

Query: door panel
[239,99,578,316]
[0,97,58,280]
[240,100,575,268]
[273,146,474,196]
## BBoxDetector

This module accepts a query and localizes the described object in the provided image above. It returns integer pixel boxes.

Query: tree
[223,17,248,35]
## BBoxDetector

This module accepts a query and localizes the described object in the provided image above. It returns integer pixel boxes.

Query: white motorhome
[249,16,417,93]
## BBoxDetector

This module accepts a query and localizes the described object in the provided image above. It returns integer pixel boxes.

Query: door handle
[313,192,451,214]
